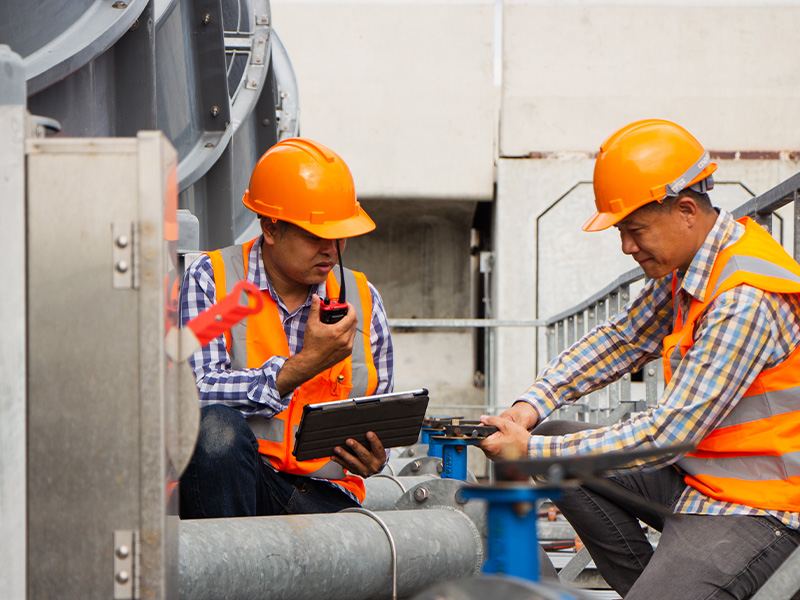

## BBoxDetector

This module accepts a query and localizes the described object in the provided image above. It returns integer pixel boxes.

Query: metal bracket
[112,222,137,290]
[113,530,140,599]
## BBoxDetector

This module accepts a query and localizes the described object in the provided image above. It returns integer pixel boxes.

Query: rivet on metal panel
[112,1,128,8]
[210,106,220,117]
[647,368,656,377]
[246,79,259,90]
[201,13,211,25]
[114,530,139,600]
[262,118,270,126]
[256,14,270,26]
[112,222,136,290]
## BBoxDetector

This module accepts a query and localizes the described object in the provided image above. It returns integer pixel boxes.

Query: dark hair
[641,188,713,215]
[259,216,289,237]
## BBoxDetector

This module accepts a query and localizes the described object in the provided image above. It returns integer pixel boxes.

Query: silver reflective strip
[665,151,711,197]
[679,450,800,482]
[334,267,369,397]
[305,461,348,480]
[716,389,800,429]
[710,255,800,299]
[669,338,683,377]
[218,244,249,370]
[247,416,284,443]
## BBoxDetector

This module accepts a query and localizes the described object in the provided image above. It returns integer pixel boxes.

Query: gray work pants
[533,420,800,600]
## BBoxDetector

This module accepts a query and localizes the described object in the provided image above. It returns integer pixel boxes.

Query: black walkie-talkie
[320,239,348,324]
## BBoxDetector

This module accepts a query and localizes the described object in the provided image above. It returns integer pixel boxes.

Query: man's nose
[320,239,337,255]
[620,232,638,255]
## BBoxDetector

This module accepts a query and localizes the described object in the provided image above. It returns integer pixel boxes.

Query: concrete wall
[270,0,800,413]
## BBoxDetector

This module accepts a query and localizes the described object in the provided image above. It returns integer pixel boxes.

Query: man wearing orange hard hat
[179,138,394,517]
[480,120,800,598]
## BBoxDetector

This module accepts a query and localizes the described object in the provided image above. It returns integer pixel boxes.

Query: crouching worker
[479,120,800,599]
[179,138,394,517]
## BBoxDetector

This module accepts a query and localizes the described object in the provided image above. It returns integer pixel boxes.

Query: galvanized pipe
[362,474,439,511]
[179,508,483,600]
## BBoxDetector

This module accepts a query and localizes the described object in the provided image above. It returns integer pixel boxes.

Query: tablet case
[292,389,429,462]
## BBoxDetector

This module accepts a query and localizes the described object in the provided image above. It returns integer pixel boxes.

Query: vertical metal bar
[0,47,28,600]
[606,291,620,419]
[644,361,659,408]
[618,285,631,406]
[566,316,575,347]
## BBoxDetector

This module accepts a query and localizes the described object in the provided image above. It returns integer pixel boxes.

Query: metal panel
[0,46,29,600]
[25,133,177,599]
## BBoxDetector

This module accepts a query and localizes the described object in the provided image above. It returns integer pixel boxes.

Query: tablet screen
[292,389,429,462]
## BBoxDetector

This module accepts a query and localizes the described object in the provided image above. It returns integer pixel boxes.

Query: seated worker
[479,120,800,599]
[180,138,394,518]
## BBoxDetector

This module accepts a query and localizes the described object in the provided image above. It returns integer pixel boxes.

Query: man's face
[614,201,697,279]
[263,222,346,287]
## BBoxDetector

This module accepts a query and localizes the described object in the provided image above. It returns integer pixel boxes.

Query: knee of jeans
[196,405,252,458]
[533,419,597,437]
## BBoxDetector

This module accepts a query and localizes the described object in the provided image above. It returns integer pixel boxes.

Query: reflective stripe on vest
[205,238,377,501]
[662,217,800,511]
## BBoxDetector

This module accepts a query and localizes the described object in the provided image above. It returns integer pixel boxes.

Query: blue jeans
[533,420,800,600]
[180,404,359,518]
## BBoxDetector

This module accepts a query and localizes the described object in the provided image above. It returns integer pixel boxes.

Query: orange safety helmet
[242,138,375,239]
[583,119,717,232]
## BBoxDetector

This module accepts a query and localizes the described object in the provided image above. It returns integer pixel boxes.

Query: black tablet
[292,388,429,462]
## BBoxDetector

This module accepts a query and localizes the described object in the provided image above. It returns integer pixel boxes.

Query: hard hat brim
[291,206,376,239]
[582,210,619,232]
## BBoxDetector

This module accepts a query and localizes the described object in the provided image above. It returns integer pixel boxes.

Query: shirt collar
[678,208,744,303]
[248,235,327,312]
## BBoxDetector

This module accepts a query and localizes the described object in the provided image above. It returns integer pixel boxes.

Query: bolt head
[413,487,429,502]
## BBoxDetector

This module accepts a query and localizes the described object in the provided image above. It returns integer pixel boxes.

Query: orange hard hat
[242,138,375,239]
[583,119,717,232]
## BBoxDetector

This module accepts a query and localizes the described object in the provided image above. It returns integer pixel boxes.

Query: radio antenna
[336,239,345,303]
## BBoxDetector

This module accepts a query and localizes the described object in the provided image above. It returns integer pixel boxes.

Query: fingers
[331,434,383,477]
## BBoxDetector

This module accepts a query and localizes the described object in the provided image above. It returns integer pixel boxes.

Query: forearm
[192,352,290,415]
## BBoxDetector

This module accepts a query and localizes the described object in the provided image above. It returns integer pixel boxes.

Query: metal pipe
[178,508,483,600]
[362,474,439,511]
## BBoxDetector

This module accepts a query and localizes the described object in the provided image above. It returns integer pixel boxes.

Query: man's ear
[676,195,699,226]
[260,217,278,244]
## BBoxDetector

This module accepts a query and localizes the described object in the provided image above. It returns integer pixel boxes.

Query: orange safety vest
[206,237,379,502]
[663,217,800,512]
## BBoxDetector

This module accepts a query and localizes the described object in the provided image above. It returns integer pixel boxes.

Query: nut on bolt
[112,1,127,8]
[413,487,429,503]
[410,460,421,473]
[210,105,220,117]
[202,13,212,25]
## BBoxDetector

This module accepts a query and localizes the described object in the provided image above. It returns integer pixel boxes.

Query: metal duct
[178,508,483,600]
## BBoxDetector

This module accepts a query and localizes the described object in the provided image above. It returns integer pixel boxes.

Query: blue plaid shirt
[180,236,394,412]
[520,209,800,529]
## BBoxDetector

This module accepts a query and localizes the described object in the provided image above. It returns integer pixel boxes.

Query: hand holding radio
[320,239,349,324]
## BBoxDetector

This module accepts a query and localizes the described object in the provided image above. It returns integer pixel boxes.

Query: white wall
[502,0,800,155]
[270,0,497,200]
